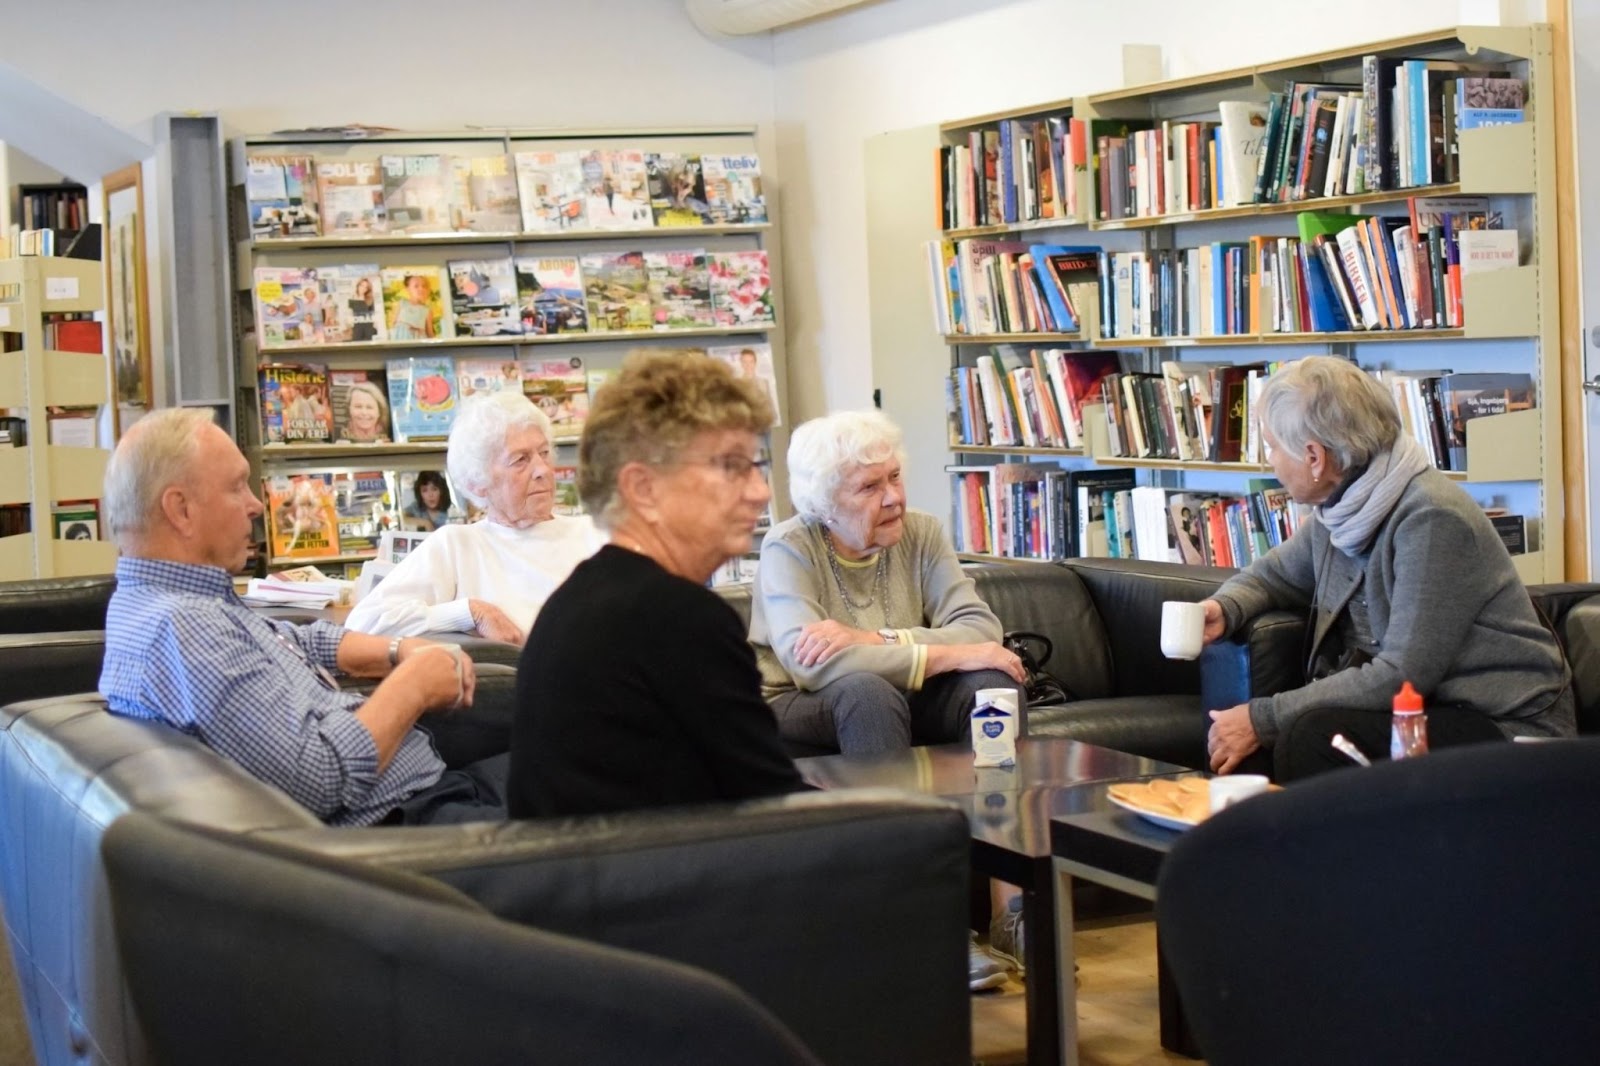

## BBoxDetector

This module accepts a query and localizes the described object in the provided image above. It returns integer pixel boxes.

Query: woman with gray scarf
[1200,356,1574,781]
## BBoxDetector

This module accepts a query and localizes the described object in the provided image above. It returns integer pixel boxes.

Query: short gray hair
[787,410,906,522]
[103,407,215,542]
[1257,356,1401,472]
[446,392,552,508]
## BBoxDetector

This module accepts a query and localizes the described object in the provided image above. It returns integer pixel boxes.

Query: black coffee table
[798,737,1188,1066]
[1052,804,1204,1060]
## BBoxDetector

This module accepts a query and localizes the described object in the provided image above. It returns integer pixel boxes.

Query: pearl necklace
[823,529,889,626]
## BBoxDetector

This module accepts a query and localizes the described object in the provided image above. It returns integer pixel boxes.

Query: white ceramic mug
[1160,600,1206,660]
[1209,773,1270,814]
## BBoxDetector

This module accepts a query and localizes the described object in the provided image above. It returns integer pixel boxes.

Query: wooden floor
[972,914,1201,1066]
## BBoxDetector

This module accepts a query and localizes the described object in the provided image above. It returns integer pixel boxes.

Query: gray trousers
[770,669,1023,756]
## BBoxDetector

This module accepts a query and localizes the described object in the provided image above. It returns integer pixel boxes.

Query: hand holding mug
[1160,601,1206,661]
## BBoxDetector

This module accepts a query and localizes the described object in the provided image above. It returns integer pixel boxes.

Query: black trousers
[384,751,510,825]
[1238,704,1507,782]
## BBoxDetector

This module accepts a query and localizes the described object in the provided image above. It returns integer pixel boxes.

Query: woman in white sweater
[347,392,607,644]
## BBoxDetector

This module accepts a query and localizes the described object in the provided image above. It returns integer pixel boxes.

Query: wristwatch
[878,628,898,645]
[387,637,404,667]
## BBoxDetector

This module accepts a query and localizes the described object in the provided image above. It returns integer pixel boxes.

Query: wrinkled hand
[469,599,527,646]
[394,642,476,712]
[1200,599,1227,646]
[962,641,1028,684]
[793,619,878,668]
[1207,703,1259,775]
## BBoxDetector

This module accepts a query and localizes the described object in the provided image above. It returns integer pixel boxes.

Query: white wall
[771,0,1508,426]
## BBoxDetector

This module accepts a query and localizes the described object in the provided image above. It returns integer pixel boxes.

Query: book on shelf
[521,356,589,439]
[1488,512,1527,555]
[645,249,715,329]
[580,251,653,332]
[330,470,395,558]
[580,150,654,229]
[381,266,451,340]
[709,250,775,328]
[44,315,102,353]
[708,343,781,426]
[646,153,713,226]
[253,267,329,348]
[259,363,333,444]
[329,368,391,443]
[701,154,767,224]
[1457,229,1518,274]
[380,154,452,234]
[447,256,522,337]
[553,465,582,516]
[386,355,458,442]
[1070,468,1136,559]
[51,499,100,542]
[19,184,88,232]
[46,411,98,447]
[319,264,385,343]
[264,473,342,560]
[514,256,589,334]
[1436,371,1534,472]
[244,155,320,239]
[456,355,523,401]
[452,154,522,233]
[514,151,588,233]
[316,159,387,236]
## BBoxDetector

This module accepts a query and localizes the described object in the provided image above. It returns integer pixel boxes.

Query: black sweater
[508,545,804,818]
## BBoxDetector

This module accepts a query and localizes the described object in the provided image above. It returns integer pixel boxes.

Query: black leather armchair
[104,812,826,1066]
[1157,738,1600,1065]
[0,574,115,634]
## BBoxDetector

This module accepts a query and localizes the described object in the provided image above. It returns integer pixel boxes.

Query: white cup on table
[1209,774,1270,814]
[1160,601,1206,661]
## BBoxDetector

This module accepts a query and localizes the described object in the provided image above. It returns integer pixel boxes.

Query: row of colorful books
[259,344,780,446]
[924,239,1096,336]
[253,249,775,349]
[947,348,1123,451]
[247,149,766,240]
[938,115,1083,231]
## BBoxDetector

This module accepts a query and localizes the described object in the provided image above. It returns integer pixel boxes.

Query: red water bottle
[1389,680,1429,760]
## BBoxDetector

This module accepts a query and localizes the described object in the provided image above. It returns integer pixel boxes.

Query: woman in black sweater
[508,352,803,817]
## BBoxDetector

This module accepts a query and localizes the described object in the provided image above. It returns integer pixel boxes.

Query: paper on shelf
[45,277,79,300]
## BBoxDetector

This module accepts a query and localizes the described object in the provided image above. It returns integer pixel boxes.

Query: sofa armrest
[268,790,971,1066]
[1199,609,1305,712]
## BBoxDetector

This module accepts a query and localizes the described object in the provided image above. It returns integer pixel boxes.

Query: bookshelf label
[45,277,79,300]
[0,308,9,327]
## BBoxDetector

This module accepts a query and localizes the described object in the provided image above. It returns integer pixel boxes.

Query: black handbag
[1003,631,1075,706]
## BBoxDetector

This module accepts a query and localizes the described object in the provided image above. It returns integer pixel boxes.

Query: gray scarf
[1316,434,1432,556]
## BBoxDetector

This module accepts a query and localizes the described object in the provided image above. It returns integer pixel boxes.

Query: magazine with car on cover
[514,256,589,335]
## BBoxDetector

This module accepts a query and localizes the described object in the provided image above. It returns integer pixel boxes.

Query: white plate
[1106,791,1201,831]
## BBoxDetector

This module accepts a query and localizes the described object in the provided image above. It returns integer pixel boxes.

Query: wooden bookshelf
[0,257,116,579]
[230,124,789,571]
[877,24,1561,575]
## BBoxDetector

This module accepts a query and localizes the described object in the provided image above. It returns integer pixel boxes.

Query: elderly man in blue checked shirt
[99,408,505,827]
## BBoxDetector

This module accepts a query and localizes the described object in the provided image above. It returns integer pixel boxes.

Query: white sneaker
[968,933,1007,991]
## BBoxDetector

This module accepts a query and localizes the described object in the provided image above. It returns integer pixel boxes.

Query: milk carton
[971,688,1019,768]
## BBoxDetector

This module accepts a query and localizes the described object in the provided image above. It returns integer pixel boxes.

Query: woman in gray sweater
[750,410,1025,757]
[1202,356,1574,781]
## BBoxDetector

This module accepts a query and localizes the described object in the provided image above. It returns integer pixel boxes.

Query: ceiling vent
[686,0,880,35]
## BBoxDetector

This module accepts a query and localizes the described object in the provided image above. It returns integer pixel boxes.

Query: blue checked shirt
[100,557,444,826]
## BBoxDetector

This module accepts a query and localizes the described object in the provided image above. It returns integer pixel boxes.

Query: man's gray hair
[446,391,552,508]
[787,410,906,523]
[103,407,216,543]
[1257,355,1402,472]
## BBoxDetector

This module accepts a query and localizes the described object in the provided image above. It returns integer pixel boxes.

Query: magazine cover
[259,363,333,444]
[521,356,589,440]
[645,249,714,329]
[331,470,396,557]
[381,154,452,234]
[386,355,459,442]
[580,251,653,332]
[514,256,589,334]
[51,501,100,542]
[708,343,781,425]
[456,356,523,400]
[330,368,391,443]
[320,264,386,344]
[446,257,523,337]
[264,473,342,560]
[381,266,450,340]
[455,154,523,233]
[513,151,588,232]
[245,154,320,238]
[315,159,387,236]
[580,150,654,230]
[646,153,711,226]
[702,154,768,224]
[709,250,776,328]
[254,267,329,348]
[552,465,582,516]
[397,470,467,530]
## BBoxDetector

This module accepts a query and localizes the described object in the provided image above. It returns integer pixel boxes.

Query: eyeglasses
[681,453,772,480]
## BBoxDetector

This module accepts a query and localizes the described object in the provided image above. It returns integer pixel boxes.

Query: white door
[1574,0,1600,571]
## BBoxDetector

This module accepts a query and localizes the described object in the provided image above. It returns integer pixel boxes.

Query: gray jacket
[1212,469,1574,743]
